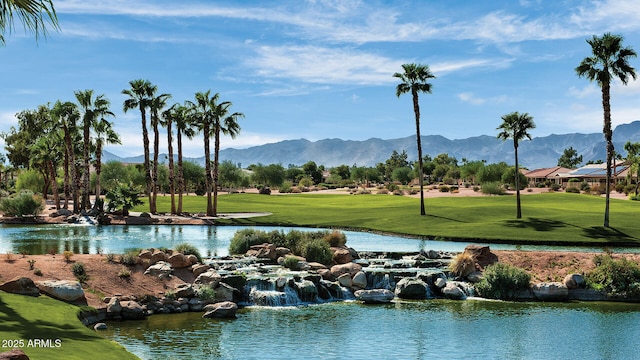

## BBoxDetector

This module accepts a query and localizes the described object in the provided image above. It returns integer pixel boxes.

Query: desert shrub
[258,186,271,195]
[536,182,546,188]
[323,230,346,247]
[28,259,36,270]
[392,189,404,196]
[585,254,640,297]
[279,181,293,193]
[105,253,116,263]
[376,188,389,195]
[195,285,216,302]
[0,191,43,217]
[549,183,562,191]
[283,255,301,270]
[229,228,273,255]
[439,185,450,193]
[473,186,480,192]
[615,183,625,193]
[301,239,332,265]
[33,268,43,276]
[630,194,640,201]
[63,251,74,263]
[624,184,636,195]
[579,181,590,191]
[386,183,399,192]
[118,266,131,279]
[291,187,302,193]
[174,243,202,263]
[71,262,86,277]
[566,187,580,193]
[481,182,505,195]
[475,263,531,300]
[119,250,140,266]
[449,252,475,278]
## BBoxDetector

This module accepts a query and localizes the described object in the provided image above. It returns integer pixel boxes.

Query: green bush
[229,229,346,261]
[565,187,580,193]
[301,239,332,265]
[174,243,202,263]
[195,285,216,302]
[229,228,272,254]
[585,254,640,297]
[615,183,626,193]
[549,183,562,191]
[71,262,86,277]
[0,191,43,217]
[475,263,531,300]
[279,181,293,194]
[580,181,591,192]
[283,255,301,270]
[439,185,450,193]
[480,182,505,195]
[119,250,140,266]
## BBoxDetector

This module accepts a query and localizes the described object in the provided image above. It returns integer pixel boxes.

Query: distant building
[525,163,630,189]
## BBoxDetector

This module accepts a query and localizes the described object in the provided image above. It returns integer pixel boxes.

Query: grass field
[0,292,137,359]
[138,192,640,246]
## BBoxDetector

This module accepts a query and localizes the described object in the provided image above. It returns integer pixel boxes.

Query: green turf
[136,192,640,246]
[0,292,138,360]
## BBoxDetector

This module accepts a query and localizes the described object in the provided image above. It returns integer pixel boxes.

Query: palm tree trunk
[602,82,612,227]
[167,119,176,214]
[82,117,91,210]
[94,144,103,209]
[63,145,70,209]
[152,116,160,214]
[177,129,184,214]
[213,128,220,216]
[204,124,213,216]
[412,89,426,216]
[514,143,522,219]
[140,107,153,214]
[49,160,60,210]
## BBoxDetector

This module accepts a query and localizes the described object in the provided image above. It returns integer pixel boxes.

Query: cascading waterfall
[243,278,303,306]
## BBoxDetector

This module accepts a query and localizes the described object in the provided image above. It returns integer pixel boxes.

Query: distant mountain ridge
[103,121,640,170]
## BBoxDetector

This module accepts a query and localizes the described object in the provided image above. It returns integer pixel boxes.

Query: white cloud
[457,92,507,105]
[568,85,597,99]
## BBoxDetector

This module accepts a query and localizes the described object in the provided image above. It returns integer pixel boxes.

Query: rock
[185,254,199,265]
[0,349,29,360]
[434,277,447,289]
[330,263,362,278]
[466,271,484,283]
[354,289,395,304]
[563,273,585,289]
[138,249,152,260]
[442,283,466,300]
[174,283,195,298]
[106,297,122,315]
[150,250,167,264]
[293,280,318,302]
[120,300,145,320]
[189,298,206,311]
[144,261,173,279]
[307,262,327,270]
[215,283,239,302]
[352,271,367,289]
[394,278,429,300]
[426,250,441,259]
[246,243,277,260]
[275,247,291,257]
[36,280,84,302]
[202,301,238,319]
[532,282,569,301]
[94,323,108,330]
[337,273,352,287]
[168,253,191,268]
[194,269,222,287]
[0,277,40,297]
[317,268,333,281]
[462,245,498,269]
[332,248,352,264]
[191,264,210,277]
[221,274,246,291]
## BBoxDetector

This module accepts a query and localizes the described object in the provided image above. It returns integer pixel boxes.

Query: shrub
[195,285,216,303]
[585,254,640,297]
[174,243,202,263]
[283,255,301,270]
[580,181,591,192]
[229,228,272,255]
[376,188,389,195]
[63,251,74,263]
[615,183,625,193]
[28,259,36,270]
[473,186,480,192]
[475,263,531,300]
[549,183,562,191]
[481,182,505,195]
[0,191,43,217]
[439,185,450,193]
[630,194,640,201]
[119,250,140,266]
[105,253,116,263]
[386,183,399,192]
[279,181,293,193]
[301,239,332,265]
[392,189,404,196]
[118,266,131,279]
[566,187,580,193]
[258,186,271,195]
[71,262,86,277]
[323,230,347,247]
[33,268,43,276]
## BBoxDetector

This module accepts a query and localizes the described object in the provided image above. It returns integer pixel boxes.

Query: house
[524,166,572,187]
[555,163,630,189]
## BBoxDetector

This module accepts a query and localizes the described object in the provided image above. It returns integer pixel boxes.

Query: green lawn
[137,192,640,246]
[0,292,137,360]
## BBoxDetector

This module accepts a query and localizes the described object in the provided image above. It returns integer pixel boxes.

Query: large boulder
[394,278,430,300]
[144,261,173,279]
[174,283,195,298]
[36,280,84,302]
[0,277,40,297]
[215,283,239,303]
[462,245,498,269]
[330,263,362,278]
[120,300,145,320]
[167,253,191,269]
[106,297,122,315]
[0,349,29,360]
[150,250,167,265]
[191,264,211,277]
[194,269,222,287]
[442,283,466,300]
[293,280,318,302]
[563,273,585,289]
[354,289,394,304]
[352,271,368,289]
[532,282,569,301]
[202,301,238,319]
[246,243,277,260]
[331,248,352,264]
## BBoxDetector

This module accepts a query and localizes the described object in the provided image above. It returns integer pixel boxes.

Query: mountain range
[103,121,640,170]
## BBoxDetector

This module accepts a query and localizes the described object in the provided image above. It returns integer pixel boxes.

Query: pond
[103,299,640,360]
[0,224,634,256]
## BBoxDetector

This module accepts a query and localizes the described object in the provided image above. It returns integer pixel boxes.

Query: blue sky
[1,0,640,158]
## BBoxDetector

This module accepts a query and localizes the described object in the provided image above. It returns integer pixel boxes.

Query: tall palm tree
[161,103,180,214]
[0,0,58,45]
[51,100,81,212]
[122,79,155,213]
[188,90,220,216]
[30,132,62,208]
[393,63,435,216]
[93,116,121,207]
[173,102,196,214]
[576,33,637,227]
[149,92,171,213]
[497,111,536,219]
[212,102,243,216]
[75,89,114,210]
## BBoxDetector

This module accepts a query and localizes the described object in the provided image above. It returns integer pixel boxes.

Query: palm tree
[149,92,171,213]
[51,100,81,212]
[75,89,114,210]
[497,111,536,219]
[0,0,58,45]
[161,103,181,214]
[576,33,637,227]
[189,90,220,216]
[30,132,62,208]
[212,102,243,216]
[393,63,436,216]
[93,116,121,207]
[173,102,196,214]
[122,79,155,213]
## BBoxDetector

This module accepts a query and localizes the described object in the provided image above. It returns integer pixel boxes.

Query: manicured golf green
[0,292,137,360]
[140,192,640,246]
